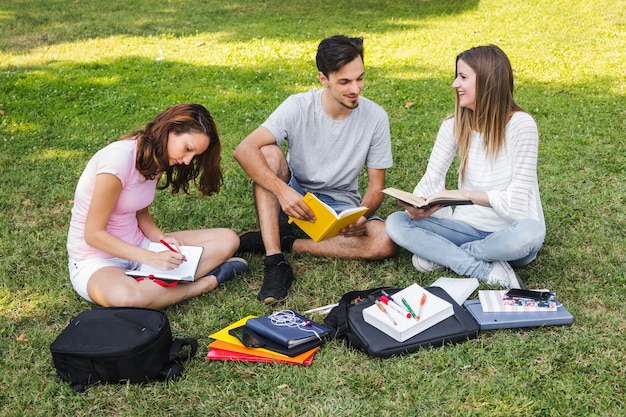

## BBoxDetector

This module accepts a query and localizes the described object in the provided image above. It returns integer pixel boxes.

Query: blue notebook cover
[463,299,574,330]
[245,311,330,348]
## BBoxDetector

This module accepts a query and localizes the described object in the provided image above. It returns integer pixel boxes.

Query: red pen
[159,239,187,262]
[380,295,411,319]
[417,293,426,320]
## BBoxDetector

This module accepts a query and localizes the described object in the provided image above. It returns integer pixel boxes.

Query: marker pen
[379,295,411,319]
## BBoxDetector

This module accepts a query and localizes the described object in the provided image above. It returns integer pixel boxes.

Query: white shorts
[68,239,149,302]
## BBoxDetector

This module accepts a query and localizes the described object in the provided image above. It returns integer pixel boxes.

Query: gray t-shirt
[262,89,392,206]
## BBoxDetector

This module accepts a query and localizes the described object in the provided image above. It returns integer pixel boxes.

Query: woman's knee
[225,230,240,255]
[195,228,239,256]
[385,211,408,240]
[516,219,546,248]
[216,228,240,251]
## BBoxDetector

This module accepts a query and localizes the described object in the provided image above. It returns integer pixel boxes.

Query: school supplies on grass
[228,324,324,357]
[288,192,368,242]
[362,283,454,342]
[206,316,320,365]
[245,310,331,348]
[125,242,203,282]
[324,286,479,358]
[478,290,558,312]
[207,339,317,365]
[463,299,574,330]
[206,345,316,365]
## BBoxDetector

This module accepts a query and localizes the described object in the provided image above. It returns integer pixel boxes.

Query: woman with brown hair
[67,103,246,308]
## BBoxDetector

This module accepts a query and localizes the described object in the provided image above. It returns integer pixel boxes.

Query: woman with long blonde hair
[386,45,545,288]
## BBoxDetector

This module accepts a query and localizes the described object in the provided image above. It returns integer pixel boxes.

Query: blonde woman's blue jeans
[385,211,545,280]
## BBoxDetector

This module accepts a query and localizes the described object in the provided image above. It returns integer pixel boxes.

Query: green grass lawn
[1,0,625,415]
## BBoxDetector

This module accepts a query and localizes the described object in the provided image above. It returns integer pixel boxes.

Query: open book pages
[288,192,368,242]
[362,283,454,342]
[382,187,473,209]
[310,194,365,219]
[125,242,203,282]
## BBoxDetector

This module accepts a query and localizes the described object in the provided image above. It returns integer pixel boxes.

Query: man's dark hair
[316,35,364,77]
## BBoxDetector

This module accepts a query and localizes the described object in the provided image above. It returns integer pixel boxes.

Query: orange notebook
[206,340,316,365]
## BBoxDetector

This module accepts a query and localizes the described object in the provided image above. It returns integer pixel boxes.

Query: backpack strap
[71,382,84,392]
[159,337,198,381]
[169,337,198,363]
[325,287,397,337]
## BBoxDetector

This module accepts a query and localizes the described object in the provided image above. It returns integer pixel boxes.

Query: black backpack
[50,307,197,392]
[324,286,479,358]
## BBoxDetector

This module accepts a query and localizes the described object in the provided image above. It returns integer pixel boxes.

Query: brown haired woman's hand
[147,249,185,271]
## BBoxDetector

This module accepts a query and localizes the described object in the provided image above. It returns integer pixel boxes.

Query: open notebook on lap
[125,242,203,282]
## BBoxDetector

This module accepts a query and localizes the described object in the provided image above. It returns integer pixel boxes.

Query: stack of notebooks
[464,289,574,330]
[206,311,330,365]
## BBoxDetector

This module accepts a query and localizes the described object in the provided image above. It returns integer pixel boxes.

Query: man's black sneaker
[257,256,294,304]
[238,230,265,254]
[237,223,296,254]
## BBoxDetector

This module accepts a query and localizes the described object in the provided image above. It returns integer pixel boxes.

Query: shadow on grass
[0,0,479,52]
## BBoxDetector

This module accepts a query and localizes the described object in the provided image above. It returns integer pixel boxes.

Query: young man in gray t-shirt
[234,35,397,304]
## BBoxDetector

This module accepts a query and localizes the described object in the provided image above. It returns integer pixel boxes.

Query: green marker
[401,297,418,320]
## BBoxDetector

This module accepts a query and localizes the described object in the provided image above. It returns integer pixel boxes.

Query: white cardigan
[413,112,545,233]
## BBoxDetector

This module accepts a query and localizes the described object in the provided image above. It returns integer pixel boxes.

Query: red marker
[380,295,411,318]
[159,239,187,262]
[417,293,427,320]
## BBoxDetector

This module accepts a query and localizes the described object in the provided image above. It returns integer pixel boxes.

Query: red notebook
[206,343,315,365]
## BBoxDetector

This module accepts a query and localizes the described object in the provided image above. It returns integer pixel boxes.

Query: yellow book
[288,193,368,242]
